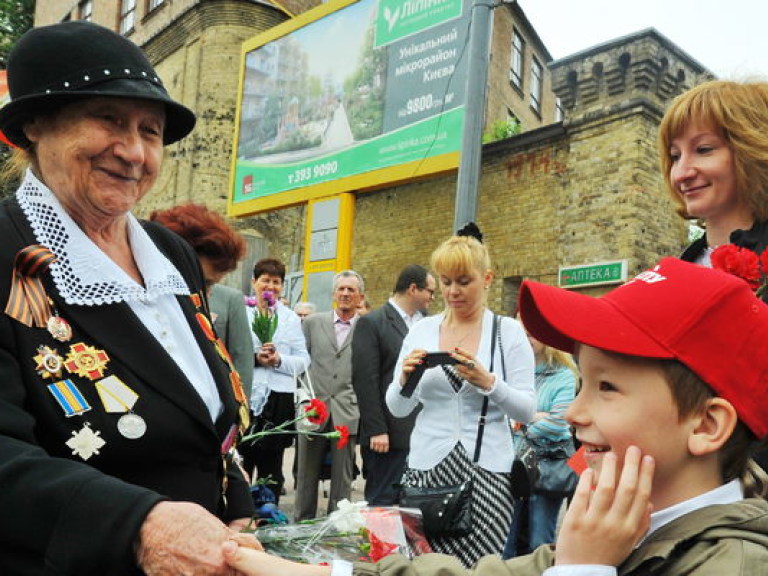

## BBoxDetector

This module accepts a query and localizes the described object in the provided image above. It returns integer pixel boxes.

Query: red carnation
[304,398,329,425]
[710,244,761,290]
[334,425,350,449]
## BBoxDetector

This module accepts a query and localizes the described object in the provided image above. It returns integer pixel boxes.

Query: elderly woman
[0,21,258,575]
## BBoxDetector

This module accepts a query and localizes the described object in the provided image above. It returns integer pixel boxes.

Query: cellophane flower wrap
[251,290,279,343]
[249,500,432,563]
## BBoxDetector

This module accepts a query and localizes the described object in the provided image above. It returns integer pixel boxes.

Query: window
[555,97,564,122]
[530,56,543,114]
[148,0,165,11]
[509,29,524,89]
[120,0,136,34]
[78,0,92,21]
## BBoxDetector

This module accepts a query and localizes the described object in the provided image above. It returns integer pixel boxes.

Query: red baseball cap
[519,257,768,439]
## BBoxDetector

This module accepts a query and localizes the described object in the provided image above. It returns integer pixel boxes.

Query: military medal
[66,422,105,460]
[48,379,92,417]
[46,314,72,342]
[116,413,147,440]
[95,375,146,439]
[34,345,64,379]
[64,342,110,380]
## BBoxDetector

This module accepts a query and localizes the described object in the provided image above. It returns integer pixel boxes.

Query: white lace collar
[16,169,189,306]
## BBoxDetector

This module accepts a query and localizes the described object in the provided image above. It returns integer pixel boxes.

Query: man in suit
[295,270,364,520]
[352,265,435,505]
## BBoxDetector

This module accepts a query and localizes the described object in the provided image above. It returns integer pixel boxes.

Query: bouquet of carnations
[250,500,432,564]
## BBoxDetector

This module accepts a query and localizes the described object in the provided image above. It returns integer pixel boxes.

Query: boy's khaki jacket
[356,498,768,575]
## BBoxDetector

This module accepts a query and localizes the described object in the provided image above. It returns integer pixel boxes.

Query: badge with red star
[64,342,110,380]
[34,345,64,379]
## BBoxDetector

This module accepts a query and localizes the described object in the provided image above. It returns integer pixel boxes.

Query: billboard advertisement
[228,0,470,215]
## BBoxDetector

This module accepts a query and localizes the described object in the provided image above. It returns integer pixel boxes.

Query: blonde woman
[385,225,536,566]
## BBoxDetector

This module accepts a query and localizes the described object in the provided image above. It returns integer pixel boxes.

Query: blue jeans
[502,494,565,559]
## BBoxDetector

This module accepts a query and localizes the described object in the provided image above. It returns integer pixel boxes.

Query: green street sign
[559,260,628,289]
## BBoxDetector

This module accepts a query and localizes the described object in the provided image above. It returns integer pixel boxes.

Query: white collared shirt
[388,297,424,329]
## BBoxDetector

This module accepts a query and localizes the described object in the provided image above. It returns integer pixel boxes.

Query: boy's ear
[688,398,739,456]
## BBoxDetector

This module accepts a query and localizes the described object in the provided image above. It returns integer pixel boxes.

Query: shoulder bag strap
[472,313,498,463]
[295,358,315,399]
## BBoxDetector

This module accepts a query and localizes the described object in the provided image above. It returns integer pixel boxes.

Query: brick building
[30,1,710,308]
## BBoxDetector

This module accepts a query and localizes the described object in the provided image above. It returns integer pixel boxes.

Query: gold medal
[47,315,72,342]
[34,345,63,379]
[64,343,110,380]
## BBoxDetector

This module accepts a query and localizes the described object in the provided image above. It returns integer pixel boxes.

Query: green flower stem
[240,407,335,445]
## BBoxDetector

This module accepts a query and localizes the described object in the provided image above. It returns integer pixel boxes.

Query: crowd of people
[2,18,768,576]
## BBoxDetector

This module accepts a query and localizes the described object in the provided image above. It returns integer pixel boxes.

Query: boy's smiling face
[568,345,702,509]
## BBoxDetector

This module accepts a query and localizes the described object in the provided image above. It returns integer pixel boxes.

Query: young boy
[223,257,768,575]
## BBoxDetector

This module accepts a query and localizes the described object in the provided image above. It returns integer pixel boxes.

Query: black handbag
[399,315,499,538]
[512,434,577,498]
[510,437,539,498]
[530,437,578,497]
[399,479,474,536]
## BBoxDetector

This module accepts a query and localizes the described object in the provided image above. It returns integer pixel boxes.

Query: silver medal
[117,413,147,439]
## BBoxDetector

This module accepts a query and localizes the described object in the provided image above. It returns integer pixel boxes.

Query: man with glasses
[352,265,435,505]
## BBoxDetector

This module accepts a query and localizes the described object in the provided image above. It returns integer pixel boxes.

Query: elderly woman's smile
[23,97,165,225]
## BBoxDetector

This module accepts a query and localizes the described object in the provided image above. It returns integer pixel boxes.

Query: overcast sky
[517,0,767,79]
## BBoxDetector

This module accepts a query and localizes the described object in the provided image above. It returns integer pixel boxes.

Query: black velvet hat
[0,21,196,148]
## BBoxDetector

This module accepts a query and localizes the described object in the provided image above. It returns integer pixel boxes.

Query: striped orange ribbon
[5,245,57,327]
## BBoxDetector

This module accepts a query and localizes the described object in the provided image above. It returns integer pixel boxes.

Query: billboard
[228,0,471,215]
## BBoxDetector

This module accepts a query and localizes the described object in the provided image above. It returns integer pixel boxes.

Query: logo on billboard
[375,0,463,47]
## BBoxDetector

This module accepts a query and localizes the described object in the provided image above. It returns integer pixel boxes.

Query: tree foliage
[0,1,34,198]
[482,118,522,144]
[0,0,34,69]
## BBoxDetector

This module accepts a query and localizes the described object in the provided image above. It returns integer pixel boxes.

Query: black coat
[352,302,418,449]
[0,197,253,575]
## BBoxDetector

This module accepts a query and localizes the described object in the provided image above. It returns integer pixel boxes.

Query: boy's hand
[555,445,654,567]
[222,541,331,576]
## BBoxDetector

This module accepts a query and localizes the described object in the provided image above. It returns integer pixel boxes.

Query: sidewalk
[275,444,365,520]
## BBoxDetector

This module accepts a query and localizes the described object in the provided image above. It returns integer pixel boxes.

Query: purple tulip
[262,290,277,309]
[244,295,258,307]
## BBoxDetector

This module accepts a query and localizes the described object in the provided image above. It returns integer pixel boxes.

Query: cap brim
[518,280,674,358]
[0,81,195,148]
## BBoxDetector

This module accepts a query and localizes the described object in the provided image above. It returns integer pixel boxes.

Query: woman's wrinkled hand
[136,501,261,575]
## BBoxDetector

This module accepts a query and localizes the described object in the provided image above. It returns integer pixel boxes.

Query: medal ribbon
[5,245,57,327]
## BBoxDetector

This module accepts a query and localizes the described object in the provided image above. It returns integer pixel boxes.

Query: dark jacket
[352,302,418,449]
[0,197,253,575]
[355,498,768,576]
[681,219,768,265]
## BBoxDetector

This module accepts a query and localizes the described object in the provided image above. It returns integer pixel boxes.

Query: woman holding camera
[385,225,536,566]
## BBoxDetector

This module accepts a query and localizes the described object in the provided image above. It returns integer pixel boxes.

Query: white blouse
[386,308,536,472]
